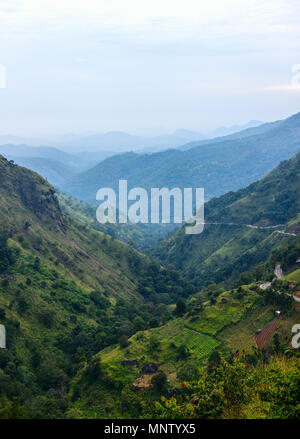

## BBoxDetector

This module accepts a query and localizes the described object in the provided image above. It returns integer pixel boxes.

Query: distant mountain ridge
[0,120,262,154]
[0,144,115,187]
[63,111,300,204]
[0,130,204,153]
[177,118,281,151]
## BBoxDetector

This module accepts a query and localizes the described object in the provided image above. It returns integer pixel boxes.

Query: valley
[0,117,299,420]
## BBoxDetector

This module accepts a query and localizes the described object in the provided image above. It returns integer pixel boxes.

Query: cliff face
[0,155,65,234]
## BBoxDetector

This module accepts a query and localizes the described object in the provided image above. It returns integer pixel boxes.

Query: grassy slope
[285,268,300,282]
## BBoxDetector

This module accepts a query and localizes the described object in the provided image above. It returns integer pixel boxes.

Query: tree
[85,358,102,382]
[259,357,300,418]
[223,356,251,417]
[149,334,160,352]
[151,370,167,391]
[38,308,55,328]
[0,235,14,274]
[23,221,31,230]
[176,298,186,316]
[33,257,40,272]
[121,384,142,415]
[0,401,28,419]
[119,335,129,349]
[64,408,84,419]
[178,362,200,382]
[133,316,145,332]
[176,344,189,361]
[273,333,281,354]
[207,350,221,373]
[90,291,109,309]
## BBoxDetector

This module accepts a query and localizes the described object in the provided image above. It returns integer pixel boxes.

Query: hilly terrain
[153,150,300,289]
[0,152,299,419]
[0,144,299,420]
[0,155,192,418]
[57,192,174,251]
[54,149,300,419]
[69,258,300,419]
[0,145,115,187]
[62,112,300,204]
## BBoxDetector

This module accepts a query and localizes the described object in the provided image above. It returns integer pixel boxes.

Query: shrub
[178,362,200,382]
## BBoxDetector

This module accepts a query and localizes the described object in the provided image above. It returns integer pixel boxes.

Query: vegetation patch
[185,288,259,335]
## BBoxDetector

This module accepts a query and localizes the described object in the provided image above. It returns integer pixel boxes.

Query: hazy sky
[1,0,300,136]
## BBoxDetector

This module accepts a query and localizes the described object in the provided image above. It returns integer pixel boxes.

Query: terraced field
[172,328,219,358]
[100,318,219,374]
[185,289,259,335]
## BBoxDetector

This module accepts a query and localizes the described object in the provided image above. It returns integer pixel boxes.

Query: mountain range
[0,120,263,155]
[62,112,300,204]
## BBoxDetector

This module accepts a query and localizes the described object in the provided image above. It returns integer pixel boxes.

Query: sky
[0,0,300,136]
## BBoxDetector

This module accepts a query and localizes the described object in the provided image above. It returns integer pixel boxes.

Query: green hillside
[0,155,192,418]
[153,151,300,288]
[57,192,174,251]
[70,281,300,419]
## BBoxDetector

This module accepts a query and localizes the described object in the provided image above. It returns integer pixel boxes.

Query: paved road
[275,230,297,237]
[202,222,298,236]
[203,222,286,229]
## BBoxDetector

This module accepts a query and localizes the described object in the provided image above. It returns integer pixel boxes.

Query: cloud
[0,0,296,36]
[263,84,300,91]
[1,0,300,135]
